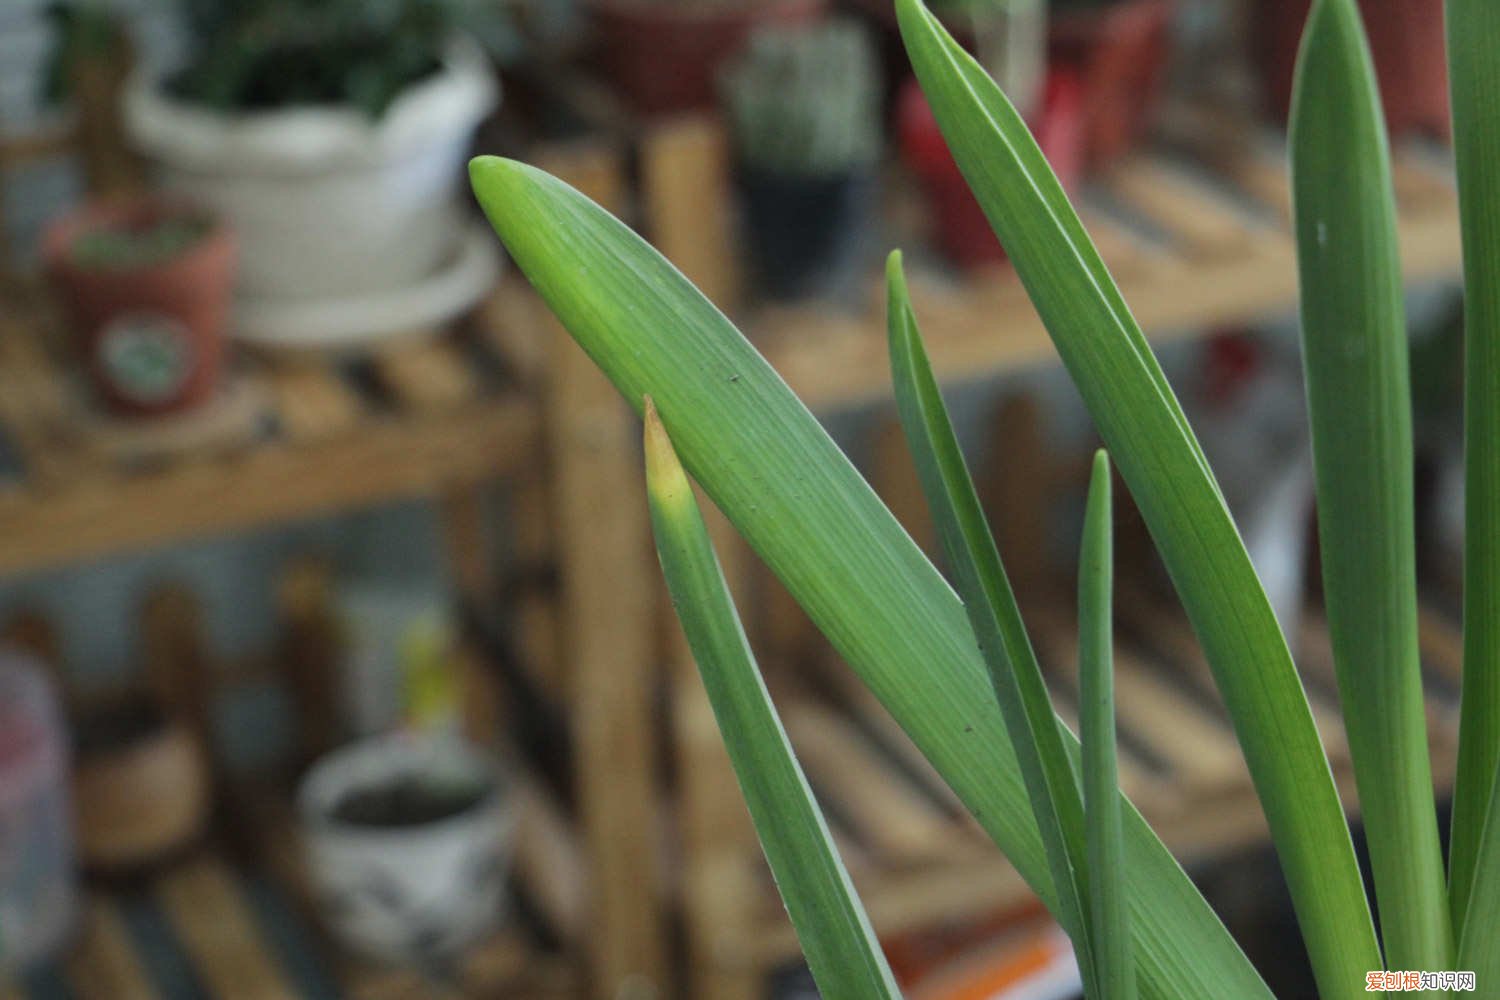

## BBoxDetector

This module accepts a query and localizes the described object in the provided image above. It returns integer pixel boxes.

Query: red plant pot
[587,0,827,116]
[1048,0,1175,170]
[1257,0,1449,139]
[42,199,236,418]
[898,71,1084,270]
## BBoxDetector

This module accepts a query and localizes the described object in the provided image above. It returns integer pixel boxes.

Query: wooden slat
[782,702,959,863]
[871,411,938,559]
[1418,603,1465,688]
[0,396,537,577]
[537,140,668,999]
[511,781,588,948]
[66,897,158,1000]
[155,857,297,1000]
[1103,157,1262,255]
[475,281,548,387]
[639,116,741,308]
[266,364,363,443]
[373,340,479,414]
[1030,608,1246,792]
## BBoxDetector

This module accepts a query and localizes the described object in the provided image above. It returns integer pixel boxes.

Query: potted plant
[42,197,235,417]
[471,0,1500,992]
[121,0,504,312]
[853,0,1172,170]
[720,18,883,300]
[1256,0,1449,140]
[897,66,1082,268]
[587,0,826,116]
[297,734,515,964]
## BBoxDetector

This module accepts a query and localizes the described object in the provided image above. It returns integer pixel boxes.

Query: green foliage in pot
[471,0,1500,995]
[69,214,209,270]
[168,0,519,116]
[719,18,882,177]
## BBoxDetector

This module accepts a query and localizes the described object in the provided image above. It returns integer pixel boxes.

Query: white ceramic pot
[298,735,514,963]
[122,41,498,303]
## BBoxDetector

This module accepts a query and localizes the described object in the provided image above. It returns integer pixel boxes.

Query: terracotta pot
[71,699,211,872]
[43,198,235,418]
[1256,0,1449,140]
[898,69,1084,269]
[588,0,827,115]
[1048,0,1175,169]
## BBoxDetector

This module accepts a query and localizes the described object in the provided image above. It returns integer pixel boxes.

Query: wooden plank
[266,364,363,443]
[511,781,587,948]
[761,196,1457,410]
[474,281,549,387]
[871,410,938,559]
[979,393,1052,591]
[639,116,741,309]
[1102,156,1263,255]
[536,140,669,1000]
[66,896,158,1000]
[372,340,479,414]
[1417,603,1465,688]
[0,396,537,577]
[155,857,298,1000]
[782,701,959,863]
[1029,608,1246,793]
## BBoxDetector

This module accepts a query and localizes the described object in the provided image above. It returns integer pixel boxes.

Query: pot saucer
[231,225,503,354]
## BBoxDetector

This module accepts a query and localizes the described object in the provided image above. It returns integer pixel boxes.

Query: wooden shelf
[755,136,1462,411]
[722,592,1463,971]
[0,285,544,578]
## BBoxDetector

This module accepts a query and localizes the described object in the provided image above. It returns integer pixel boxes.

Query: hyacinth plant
[469,0,1500,995]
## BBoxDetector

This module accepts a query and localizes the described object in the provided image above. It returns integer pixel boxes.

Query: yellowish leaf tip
[643,396,691,506]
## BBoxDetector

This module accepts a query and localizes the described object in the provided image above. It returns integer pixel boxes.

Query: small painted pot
[297,734,514,964]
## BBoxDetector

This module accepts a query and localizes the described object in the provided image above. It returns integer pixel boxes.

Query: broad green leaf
[1288,0,1450,970]
[1446,0,1500,943]
[885,251,1095,994]
[894,1,1380,994]
[1080,452,1135,1000]
[643,399,902,1000]
[469,157,1273,1000]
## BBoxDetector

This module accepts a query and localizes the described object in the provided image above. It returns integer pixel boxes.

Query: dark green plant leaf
[470,155,1273,1000]
[1079,452,1134,1000]
[1446,0,1500,945]
[894,0,1379,994]
[1288,0,1450,970]
[643,399,902,1000]
[885,251,1095,994]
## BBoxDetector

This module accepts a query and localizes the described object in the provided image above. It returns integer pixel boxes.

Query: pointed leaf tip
[643,396,691,506]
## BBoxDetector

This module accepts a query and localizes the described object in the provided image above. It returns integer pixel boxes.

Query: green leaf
[469,156,1273,1000]
[1446,0,1500,944]
[643,399,902,1000]
[885,251,1095,994]
[1287,0,1451,970]
[1079,452,1134,1000]
[893,1,1380,995]
[1459,767,1500,980]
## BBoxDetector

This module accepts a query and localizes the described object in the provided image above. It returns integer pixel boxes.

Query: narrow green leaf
[643,398,902,1000]
[1288,0,1450,970]
[470,156,1274,1000]
[1446,0,1500,943]
[1079,452,1134,1000]
[894,1,1380,994]
[1459,765,1500,980]
[885,251,1095,994]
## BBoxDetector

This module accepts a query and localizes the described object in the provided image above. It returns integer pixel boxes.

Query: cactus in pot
[720,17,883,300]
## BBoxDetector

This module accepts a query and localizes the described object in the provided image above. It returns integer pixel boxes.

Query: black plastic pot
[738,166,877,302]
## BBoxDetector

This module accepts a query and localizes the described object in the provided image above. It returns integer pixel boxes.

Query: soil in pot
[43,200,235,418]
[589,0,827,115]
[330,775,488,829]
[738,167,877,301]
